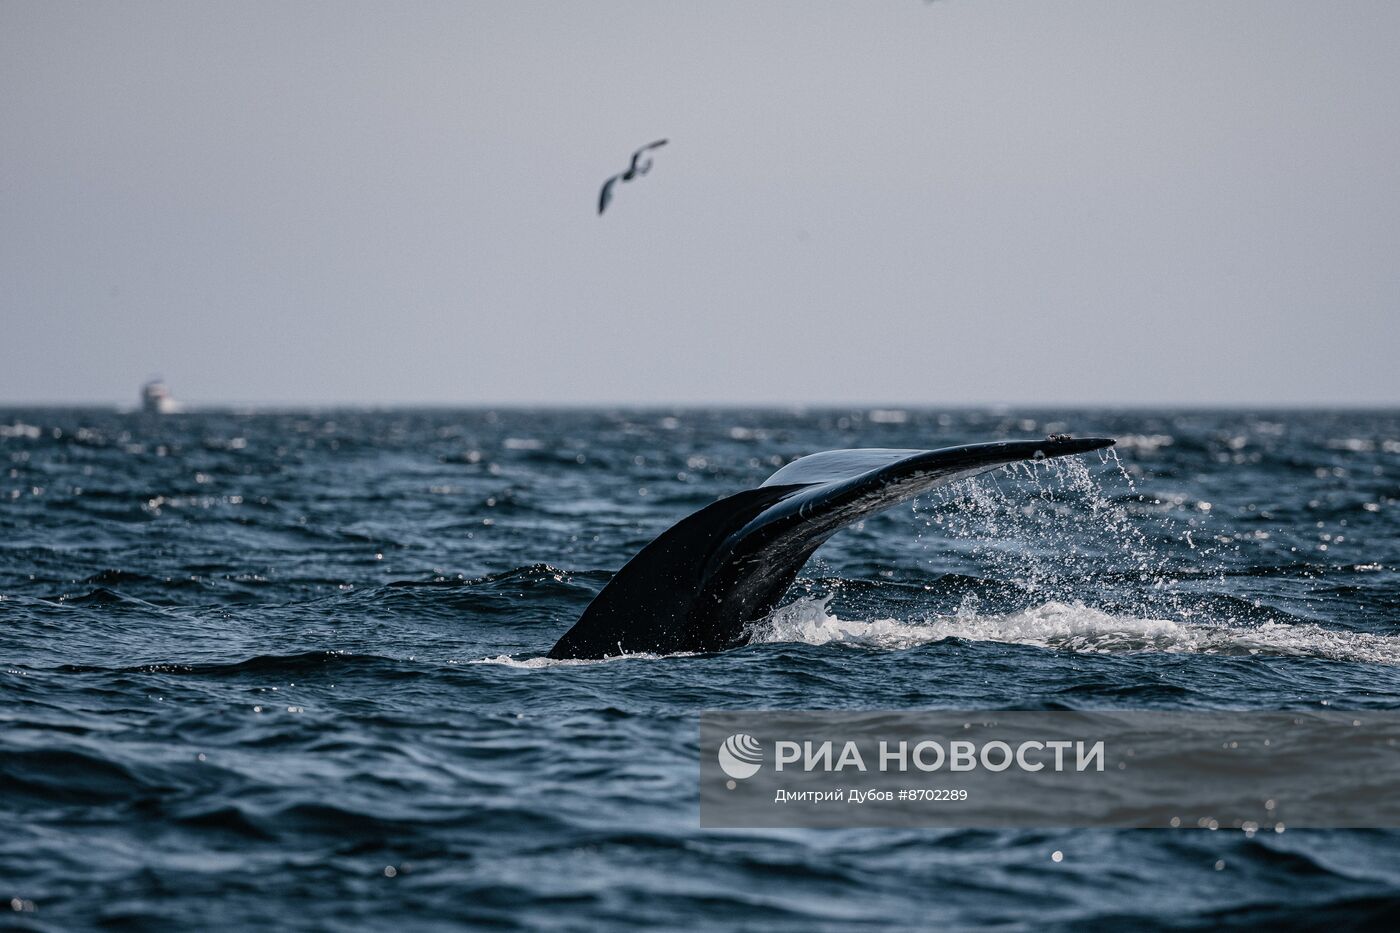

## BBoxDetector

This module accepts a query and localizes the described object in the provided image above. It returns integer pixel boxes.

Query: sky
[2,0,1398,407]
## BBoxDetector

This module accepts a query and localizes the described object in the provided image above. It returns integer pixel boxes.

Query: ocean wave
[54,650,412,678]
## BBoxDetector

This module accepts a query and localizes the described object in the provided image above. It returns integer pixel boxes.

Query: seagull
[598,139,668,215]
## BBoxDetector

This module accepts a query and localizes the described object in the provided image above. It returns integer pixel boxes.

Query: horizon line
[2,399,1398,412]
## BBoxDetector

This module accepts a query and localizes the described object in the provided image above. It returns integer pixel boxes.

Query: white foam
[746,597,1400,666]
[471,649,685,668]
[0,422,42,439]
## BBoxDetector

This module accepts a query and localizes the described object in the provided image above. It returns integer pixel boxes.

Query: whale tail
[546,436,1115,660]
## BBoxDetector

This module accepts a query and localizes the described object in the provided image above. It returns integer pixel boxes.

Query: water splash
[911,455,1219,619]
[748,596,1400,666]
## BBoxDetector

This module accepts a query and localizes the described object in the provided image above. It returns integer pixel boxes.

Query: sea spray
[910,454,1219,622]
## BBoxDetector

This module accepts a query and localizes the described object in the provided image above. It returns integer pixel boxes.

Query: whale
[547,435,1115,659]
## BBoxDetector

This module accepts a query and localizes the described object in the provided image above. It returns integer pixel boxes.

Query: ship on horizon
[140,378,182,415]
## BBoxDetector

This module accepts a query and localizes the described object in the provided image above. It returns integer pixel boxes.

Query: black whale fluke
[547,436,1115,660]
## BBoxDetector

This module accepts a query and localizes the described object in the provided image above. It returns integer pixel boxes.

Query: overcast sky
[2,0,1397,407]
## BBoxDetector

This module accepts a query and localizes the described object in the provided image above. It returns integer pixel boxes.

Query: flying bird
[598,139,668,215]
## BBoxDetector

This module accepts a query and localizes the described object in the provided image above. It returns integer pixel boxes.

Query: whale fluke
[547,436,1115,659]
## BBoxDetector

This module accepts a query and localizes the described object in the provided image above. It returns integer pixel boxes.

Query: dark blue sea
[3,407,1398,930]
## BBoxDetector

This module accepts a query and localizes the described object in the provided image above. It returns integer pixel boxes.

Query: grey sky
[2,0,1397,407]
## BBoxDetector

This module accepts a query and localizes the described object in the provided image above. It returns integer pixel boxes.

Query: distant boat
[140,379,182,415]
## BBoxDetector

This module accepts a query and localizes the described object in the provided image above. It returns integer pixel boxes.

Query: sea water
[2,408,1397,928]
